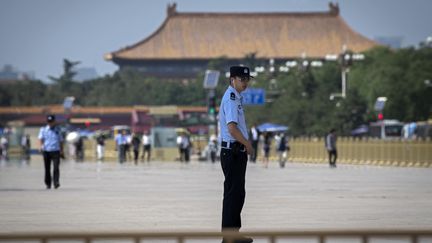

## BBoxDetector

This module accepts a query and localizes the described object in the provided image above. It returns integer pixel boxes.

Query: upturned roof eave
[107,13,172,59]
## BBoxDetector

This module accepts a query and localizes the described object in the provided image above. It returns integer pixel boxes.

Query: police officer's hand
[245,142,254,156]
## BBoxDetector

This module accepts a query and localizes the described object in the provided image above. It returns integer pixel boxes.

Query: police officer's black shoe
[46,185,51,189]
[237,236,253,243]
[222,236,253,243]
[54,184,60,189]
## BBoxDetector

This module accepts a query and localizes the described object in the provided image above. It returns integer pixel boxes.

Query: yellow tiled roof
[107,3,377,60]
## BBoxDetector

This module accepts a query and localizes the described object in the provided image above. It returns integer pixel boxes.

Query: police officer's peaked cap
[47,114,56,122]
[230,66,254,78]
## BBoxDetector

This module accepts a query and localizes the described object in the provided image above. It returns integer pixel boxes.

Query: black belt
[221,141,245,151]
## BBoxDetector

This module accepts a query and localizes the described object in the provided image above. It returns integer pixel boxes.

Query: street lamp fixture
[285,61,298,67]
[279,66,289,72]
[310,61,323,67]
[325,54,338,61]
[352,54,365,60]
[327,45,365,100]
[329,93,343,100]
[254,66,265,73]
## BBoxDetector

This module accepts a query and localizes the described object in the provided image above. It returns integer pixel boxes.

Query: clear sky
[0,0,431,82]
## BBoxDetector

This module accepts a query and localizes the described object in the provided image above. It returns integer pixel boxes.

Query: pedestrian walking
[180,134,191,163]
[219,66,254,243]
[208,135,218,163]
[131,133,141,164]
[115,130,127,163]
[141,131,152,162]
[96,134,105,161]
[249,124,259,163]
[276,132,289,168]
[74,136,84,162]
[177,134,184,162]
[38,115,64,189]
[325,128,337,168]
[0,135,9,161]
[262,132,271,168]
[125,133,132,162]
[21,134,31,160]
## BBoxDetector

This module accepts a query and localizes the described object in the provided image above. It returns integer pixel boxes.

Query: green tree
[48,59,80,92]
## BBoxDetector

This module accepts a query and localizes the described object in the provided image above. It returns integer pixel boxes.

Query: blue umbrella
[351,125,368,136]
[257,123,289,132]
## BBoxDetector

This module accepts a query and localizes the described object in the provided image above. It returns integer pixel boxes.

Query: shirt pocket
[238,106,245,118]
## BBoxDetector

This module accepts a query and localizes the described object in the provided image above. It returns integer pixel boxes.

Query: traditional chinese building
[105,2,377,78]
[0,105,210,135]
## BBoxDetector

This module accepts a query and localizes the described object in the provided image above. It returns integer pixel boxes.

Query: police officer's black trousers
[118,145,126,163]
[221,148,248,230]
[43,151,60,187]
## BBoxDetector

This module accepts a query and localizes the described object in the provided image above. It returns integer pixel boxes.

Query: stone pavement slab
[1,157,432,237]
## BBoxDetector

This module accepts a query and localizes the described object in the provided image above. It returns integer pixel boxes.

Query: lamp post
[203,70,220,136]
[63,96,75,130]
[247,59,280,103]
[327,45,364,100]
[249,55,324,103]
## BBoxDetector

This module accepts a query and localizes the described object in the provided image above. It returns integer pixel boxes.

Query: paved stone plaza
[1,156,432,242]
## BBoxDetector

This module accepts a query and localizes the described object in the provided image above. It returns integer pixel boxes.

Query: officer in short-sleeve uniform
[38,114,64,189]
[219,66,254,242]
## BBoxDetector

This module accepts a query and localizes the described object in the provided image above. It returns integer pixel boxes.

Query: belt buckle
[222,141,230,149]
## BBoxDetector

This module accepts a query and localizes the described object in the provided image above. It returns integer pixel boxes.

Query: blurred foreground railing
[1,229,432,243]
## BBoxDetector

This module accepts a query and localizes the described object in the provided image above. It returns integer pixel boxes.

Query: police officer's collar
[228,85,242,100]
[46,124,56,129]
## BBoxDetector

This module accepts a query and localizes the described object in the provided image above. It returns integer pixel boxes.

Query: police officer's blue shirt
[115,134,127,145]
[219,85,249,143]
[38,125,63,152]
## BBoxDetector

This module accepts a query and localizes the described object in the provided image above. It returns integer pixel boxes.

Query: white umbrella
[66,132,79,143]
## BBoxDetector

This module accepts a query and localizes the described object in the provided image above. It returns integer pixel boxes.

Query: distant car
[415,121,432,138]
[369,120,403,139]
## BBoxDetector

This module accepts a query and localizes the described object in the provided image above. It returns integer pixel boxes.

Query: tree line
[0,45,431,136]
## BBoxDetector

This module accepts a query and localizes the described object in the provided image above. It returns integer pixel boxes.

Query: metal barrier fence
[75,137,432,166]
[288,137,432,167]
[1,230,432,243]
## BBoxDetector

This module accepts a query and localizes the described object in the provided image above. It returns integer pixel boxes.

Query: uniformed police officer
[219,66,254,243]
[38,114,64,189]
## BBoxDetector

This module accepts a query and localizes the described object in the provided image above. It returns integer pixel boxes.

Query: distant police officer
[219,66,254,243]
[38,114,64,189]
